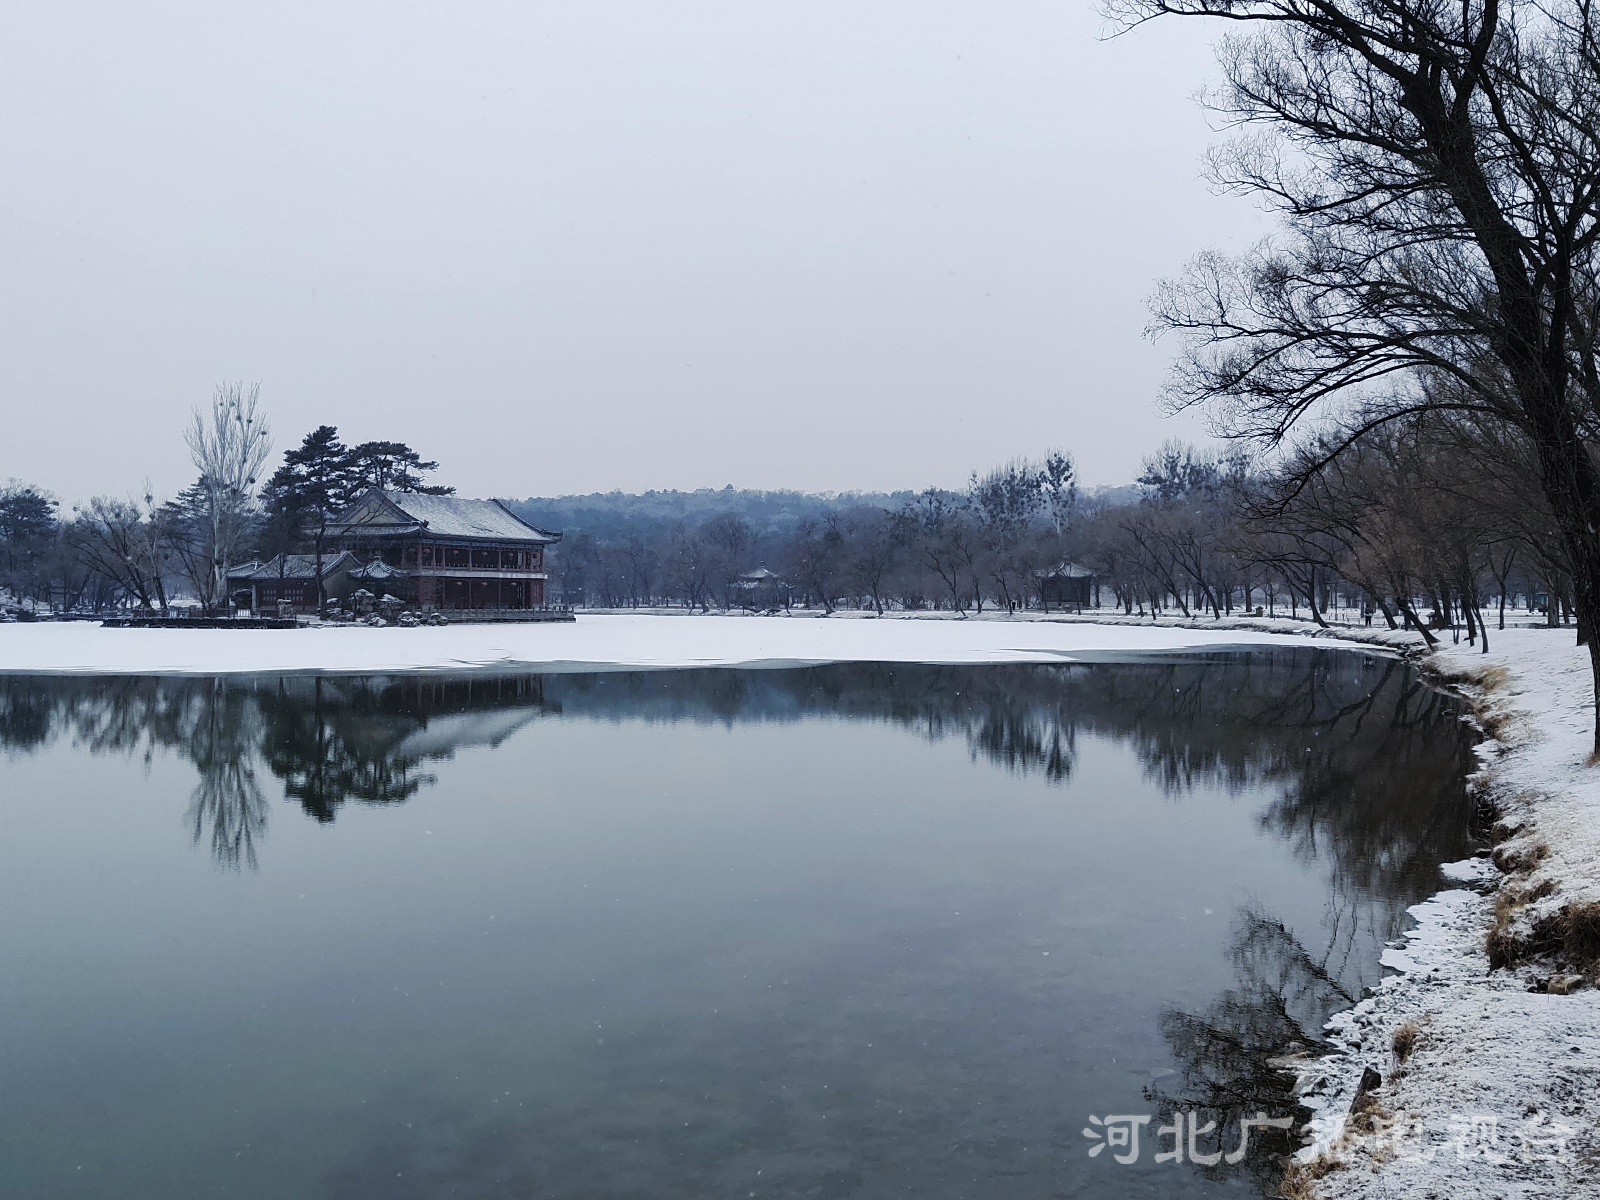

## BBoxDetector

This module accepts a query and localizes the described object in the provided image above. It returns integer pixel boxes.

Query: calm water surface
[0,651,1477,1199]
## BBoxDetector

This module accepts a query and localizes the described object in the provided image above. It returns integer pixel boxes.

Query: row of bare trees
[1077,423,1568,650]
[0,488,269,618]
[545,426,1565,644]
[0,386,274,614]
[0,386,460,615]
[1108,0,1600,747]
[552,453,1082,613]
[1,386,272,614]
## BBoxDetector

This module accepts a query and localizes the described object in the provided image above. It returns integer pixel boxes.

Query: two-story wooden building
[322,490,564,616]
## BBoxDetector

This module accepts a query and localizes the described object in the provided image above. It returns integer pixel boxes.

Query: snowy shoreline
[0,611,1365,675]
[1281,628,1600,1199]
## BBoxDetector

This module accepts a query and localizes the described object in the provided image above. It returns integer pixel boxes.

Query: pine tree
[263,427,363,616]
[348,441,454,494]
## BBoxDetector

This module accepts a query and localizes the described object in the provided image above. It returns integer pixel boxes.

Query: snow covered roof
[392,709,542,758]
[232,552,358,581]
[349,560,407,581]
[1036,562,1095,580]
[328,489,560,544]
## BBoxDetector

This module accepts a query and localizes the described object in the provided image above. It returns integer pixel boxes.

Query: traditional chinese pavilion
[229,552,360,613]
[1035,562,1096,612]
[322,489,564,616]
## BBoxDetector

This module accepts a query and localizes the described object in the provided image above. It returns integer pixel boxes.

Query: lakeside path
[0,611,1353,674]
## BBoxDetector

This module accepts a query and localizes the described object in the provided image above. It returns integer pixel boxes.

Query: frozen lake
[0,650,1476,1198]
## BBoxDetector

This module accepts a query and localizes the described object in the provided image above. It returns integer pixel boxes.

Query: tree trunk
[314,529,326,618]
[1523,392,1600,749]
[1303,568,1328,628]
[1398,600,1439,647]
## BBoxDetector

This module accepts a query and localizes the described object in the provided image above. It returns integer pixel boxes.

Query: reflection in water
[0,651,1476,1193]
[0,653,1471,889]
[184,680,269,869]
[1146,906,1353,1190]
[258,679,432,823]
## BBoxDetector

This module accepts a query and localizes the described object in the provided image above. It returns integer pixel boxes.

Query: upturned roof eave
[232,550,359,581]
[328,523,560,545]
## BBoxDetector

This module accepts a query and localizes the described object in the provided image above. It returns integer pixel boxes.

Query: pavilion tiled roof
[349,560,407,581]
[328,490,560,544]
[232,552,357,581]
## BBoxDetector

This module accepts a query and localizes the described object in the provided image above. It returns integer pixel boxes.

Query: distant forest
[508,484,1144,538]
[502,480,1155,614]
[496,451,1081,615]
[508,487,911,540]
[493,429,1559,648]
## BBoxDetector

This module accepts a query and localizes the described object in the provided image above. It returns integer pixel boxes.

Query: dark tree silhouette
[0,482,58,601]
[262,426,364,615]
[1114,0,1600,747]
[348,440,455,495]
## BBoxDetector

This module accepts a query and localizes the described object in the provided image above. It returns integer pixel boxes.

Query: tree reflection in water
[0,673,551,862]
[0,652,1475,891]
[258,678,433,823]
[0,649,1474,1189]
[184,679,269,869]
[1143,906,1356,1190]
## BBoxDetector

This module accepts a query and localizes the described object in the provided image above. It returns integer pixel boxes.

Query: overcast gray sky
[0,2,1265,504]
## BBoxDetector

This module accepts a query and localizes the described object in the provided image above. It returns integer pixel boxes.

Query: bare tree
[185,383,272,612]
[910,491,979,612]
[1041,448,1078,541]
[70,493,169,611]
[786,516,847,612]
[970,461,1046,612]
[665,522,713,611]
[843,506,913,614]
[1116,0,1600,747]
[157,483,217,608]
[702,513,753,609]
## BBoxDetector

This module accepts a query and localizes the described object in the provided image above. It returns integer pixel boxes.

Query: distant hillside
[504,487,917,539]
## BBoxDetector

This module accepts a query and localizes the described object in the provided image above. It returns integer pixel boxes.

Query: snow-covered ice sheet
[0,614,1340,676]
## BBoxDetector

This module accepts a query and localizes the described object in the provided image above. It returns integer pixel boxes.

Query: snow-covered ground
[1289,627,1600,1198]
[0,612,1346,674]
